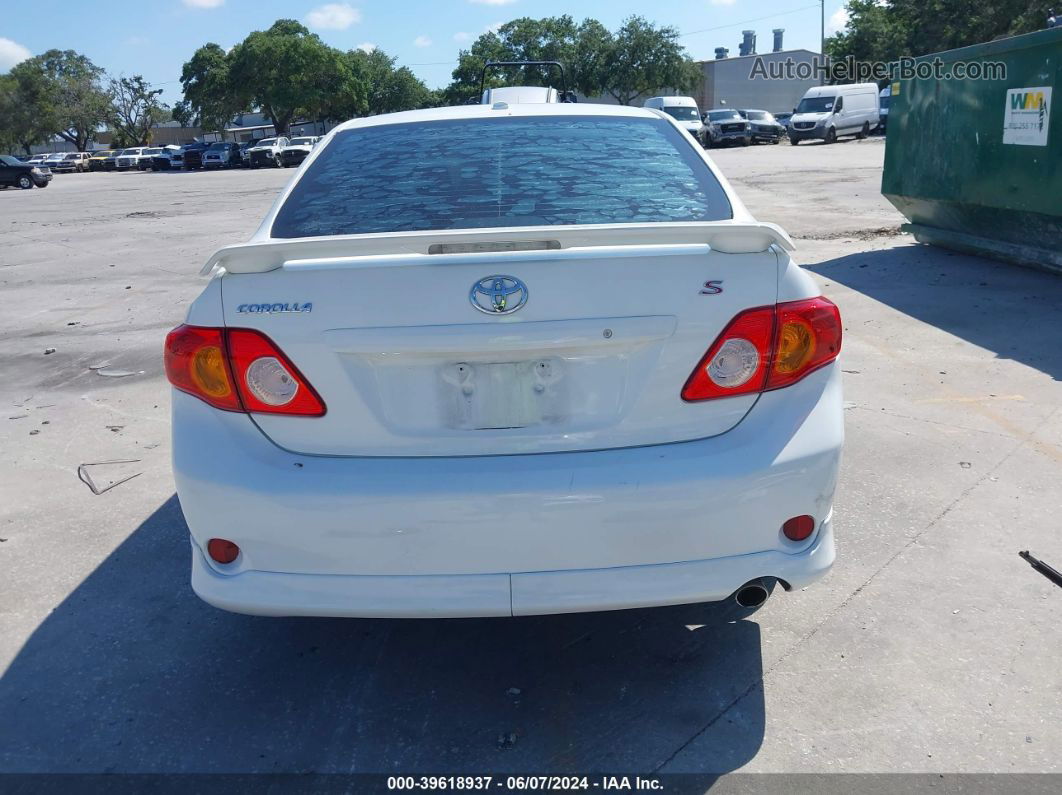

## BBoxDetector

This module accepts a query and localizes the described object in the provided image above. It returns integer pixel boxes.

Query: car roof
[329,102,660,136]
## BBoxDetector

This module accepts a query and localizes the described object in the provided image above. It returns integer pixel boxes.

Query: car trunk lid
[215,223,789,457]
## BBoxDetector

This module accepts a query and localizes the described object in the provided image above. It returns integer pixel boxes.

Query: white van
[788,83,880,144]
[643,96,703,136]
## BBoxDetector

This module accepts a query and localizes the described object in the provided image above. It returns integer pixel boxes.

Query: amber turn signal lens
[190,345,232,398]
[775,319,815,374]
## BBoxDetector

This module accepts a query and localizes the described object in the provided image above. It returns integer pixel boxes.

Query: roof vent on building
[773,28,785,52]
[739,30,756,57]
[714,47,729,60]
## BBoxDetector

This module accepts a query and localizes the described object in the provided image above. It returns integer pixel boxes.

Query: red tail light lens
[227,329,326,416]
[682,297,841,402]
[681,307,774,401]
[164,325,325,416]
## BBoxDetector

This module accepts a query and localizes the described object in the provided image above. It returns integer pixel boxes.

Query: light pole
[820,0,828,85]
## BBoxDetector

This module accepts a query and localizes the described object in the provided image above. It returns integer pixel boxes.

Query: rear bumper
[191,516,834,617]
[174,363,844,617]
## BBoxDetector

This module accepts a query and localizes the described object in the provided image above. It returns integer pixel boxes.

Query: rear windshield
[661,106,700,122]
[272,116,732,238]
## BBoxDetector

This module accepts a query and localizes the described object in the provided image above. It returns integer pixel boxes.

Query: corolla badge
[236,302,312,314]
[469,275,528,315]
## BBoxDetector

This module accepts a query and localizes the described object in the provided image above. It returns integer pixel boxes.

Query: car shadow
[807,244,1062,380]
[0,495,766,779]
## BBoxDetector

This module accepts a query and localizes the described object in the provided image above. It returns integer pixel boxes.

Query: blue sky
[1,0,850,106]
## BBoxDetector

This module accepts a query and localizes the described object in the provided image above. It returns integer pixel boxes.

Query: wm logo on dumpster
[1011,90,1048,130]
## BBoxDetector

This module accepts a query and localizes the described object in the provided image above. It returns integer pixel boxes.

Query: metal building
[696,49,823,115]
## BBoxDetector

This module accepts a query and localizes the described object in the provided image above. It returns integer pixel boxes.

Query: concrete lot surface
[1,138,1060,777]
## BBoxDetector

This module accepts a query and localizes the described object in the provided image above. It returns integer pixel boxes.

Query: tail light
[165,325,326,416]
[682,297,841,402]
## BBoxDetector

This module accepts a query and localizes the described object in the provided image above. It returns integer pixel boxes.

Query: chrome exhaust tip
[734,579,771,609]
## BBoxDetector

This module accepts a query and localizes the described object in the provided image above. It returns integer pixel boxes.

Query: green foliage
[444,15,700,106]
[176,23,433,133]
[827,0,1049,67]
[351,48,435,116]
[110,75,168,146]
[6,49,112,151]
[600,16,700,105]
[0,73,54,155]
[227,20,338,132]
[179,42,237,132]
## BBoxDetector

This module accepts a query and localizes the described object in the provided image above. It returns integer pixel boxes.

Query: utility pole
[821,0,827,85]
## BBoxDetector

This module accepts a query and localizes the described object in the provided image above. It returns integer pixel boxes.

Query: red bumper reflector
[207,538,240,564]
[782,515,816,541]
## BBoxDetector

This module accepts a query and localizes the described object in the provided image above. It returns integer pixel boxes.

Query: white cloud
[413,35,432,48]
[453,32,472,43]
[356,42,376,53]
[468,0,517,6]
[306,3,362,31]
[826,8,850,36]
[182,0,225,8]
[0,37,32,71]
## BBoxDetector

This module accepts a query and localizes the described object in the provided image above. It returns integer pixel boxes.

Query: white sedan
[167,102,843,618]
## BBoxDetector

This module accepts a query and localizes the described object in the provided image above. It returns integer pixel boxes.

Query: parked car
[788,83,880,144]
[102,151,122,171]
[25,155,49,165]
[88,150,117,171]
[773,112,793,132]
[643,96,704,138]
[279,136,319,167]
[738,110,786,144]
[167,102,843,619]
[151,145,187,171]
[202,141,242,169]
[181,142,211,170]
[132,147,167,170]
[878,86,891,131]
[115,148,149,170]
[49,152,91,172]
[247,136,289,168]
[0,154,52,189]
[239,140,257,167]
[700,108,751,148]
[43,153,67,170]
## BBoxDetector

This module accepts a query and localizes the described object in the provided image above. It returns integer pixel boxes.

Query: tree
[598,16,701,105]
[110,75,168,146]
[445,16,601,105]
[179,42,238,132]
[8,50,112,151]
[0,73,54,155]
[228,20,350,133]
[351,48,433,116]
[444,15,699,106]
[826,0,1048,66]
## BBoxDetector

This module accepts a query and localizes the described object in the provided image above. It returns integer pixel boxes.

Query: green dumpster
[881,27,1062,273]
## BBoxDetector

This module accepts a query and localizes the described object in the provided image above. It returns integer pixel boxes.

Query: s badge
[700,280,724,295]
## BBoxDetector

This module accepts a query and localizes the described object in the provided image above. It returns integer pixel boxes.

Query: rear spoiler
[200,221,795,276]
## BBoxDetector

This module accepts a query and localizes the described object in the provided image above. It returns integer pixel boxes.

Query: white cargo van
[643,96,704,137]
[788,83,880,144]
